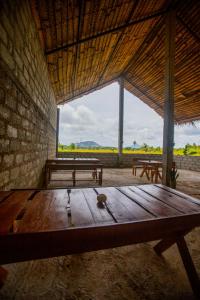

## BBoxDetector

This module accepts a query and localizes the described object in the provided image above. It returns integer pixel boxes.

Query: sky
[58,82,200,148]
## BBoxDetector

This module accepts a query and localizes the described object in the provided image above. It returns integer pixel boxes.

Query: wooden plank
[119,186,182,217]
[18,190,69,233]
[70,189,95,226]
[95,187,153,222]
[156,184,200,206]
[139,185,199,213]
[0,191,33,234]
[0,191,12,203]
[1,212,200,265]
[82,188,115,224]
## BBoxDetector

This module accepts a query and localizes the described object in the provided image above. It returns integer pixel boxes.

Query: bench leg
[176,236,200,297]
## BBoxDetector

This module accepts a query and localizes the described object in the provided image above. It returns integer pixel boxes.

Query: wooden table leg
[0,266,8,288]
[140,166,150,180]
[154,230,200,297]
[45,166,49,188]
[99,170,102,186]
[72,170,76,187]
[140,166,146,177]
[177,236,200,297]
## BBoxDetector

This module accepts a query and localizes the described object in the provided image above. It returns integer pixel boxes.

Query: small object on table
[97,194,107,208]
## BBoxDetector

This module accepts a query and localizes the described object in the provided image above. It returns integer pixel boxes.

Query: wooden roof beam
[121,17,164,77]
[124,76,164,112]
[177,15,200,44]
[45,10,167,55]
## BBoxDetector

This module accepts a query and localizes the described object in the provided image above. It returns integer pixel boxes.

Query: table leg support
[154,237,177,255]
[176,236,200,297]
[154,230,191,255]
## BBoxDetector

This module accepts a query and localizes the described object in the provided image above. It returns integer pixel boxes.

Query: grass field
[58,147,200,156]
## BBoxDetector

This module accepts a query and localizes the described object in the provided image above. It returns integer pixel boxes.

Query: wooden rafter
[45,10,167,55]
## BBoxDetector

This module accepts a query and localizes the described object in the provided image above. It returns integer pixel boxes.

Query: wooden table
[47,158,100,164]
[45,160,103,188]
[0,185,200,296]
[139,160,163,183]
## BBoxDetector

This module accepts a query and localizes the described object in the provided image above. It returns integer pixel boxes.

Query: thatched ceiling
[30,0,200,123]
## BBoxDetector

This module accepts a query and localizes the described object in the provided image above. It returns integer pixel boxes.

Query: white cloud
[59,103,118,146]
[58,84,200,148]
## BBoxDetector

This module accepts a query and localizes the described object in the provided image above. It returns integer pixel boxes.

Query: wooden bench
[45,162,103,188]
[0,185,199,296]
[132,159,144,176]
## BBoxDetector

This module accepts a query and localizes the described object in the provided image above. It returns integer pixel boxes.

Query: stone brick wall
[0,0,57,190]
[58,152,200,171]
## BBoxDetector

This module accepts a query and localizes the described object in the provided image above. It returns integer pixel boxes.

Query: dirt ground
[1,168,200,300]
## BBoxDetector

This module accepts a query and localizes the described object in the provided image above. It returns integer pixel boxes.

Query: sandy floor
[1,168,200,300]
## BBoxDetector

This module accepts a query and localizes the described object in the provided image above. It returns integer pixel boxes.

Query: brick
[0,23,8,46]
[10,140,20,151]
[0,104,10,119]
[18,104,26,116]
[22,119,29,129]
[0,120,6,135]
[0,170,9,185]
[5,95,17,110]
[0,138,10,152]
[0,42,15,70]
[3,153,14,167]
[0,87,5,103]
[15,153,23,165]
[7,125,17,138]
[10,167,20,180]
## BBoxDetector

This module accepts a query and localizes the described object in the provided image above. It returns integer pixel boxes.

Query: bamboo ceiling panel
[31,0,200,123]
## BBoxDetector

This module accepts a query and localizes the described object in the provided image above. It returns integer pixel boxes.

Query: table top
[47,158,100,164]
[46,162,103,169]
[0,184,200,264]
[138,160,162,165]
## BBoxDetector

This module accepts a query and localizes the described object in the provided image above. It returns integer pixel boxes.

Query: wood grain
[0,191,33,234]
[18,190,69,232]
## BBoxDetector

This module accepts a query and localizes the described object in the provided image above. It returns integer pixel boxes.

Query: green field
[58,144,200,156]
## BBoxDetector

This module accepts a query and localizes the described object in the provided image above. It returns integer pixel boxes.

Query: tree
[69,143,75,150]
[142,143,148,152]
[183,143,190,155]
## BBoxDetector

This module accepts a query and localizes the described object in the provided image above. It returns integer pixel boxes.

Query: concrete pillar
[56,107,60,158]
[162,10,176,186]
[118,77,124,165]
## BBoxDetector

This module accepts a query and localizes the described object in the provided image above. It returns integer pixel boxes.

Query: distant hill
[130,142,141,149]
[75,141,101,148]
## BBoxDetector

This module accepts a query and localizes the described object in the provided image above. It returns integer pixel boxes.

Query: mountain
[75,141,101,148]
[130,142,141,149]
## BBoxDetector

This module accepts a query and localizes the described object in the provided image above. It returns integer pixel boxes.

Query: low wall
[58,152,200,172]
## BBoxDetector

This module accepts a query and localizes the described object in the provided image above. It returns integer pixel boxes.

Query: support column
[162,10,176,186]
[118,77,124,165]
[56,107,60,158]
